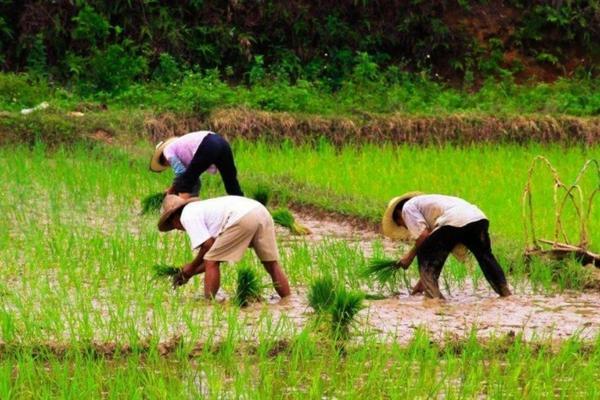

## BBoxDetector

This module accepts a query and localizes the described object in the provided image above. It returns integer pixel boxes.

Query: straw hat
[381,192,424,241]
[381,192,469,262]
[158,195,200,232]
[149,137,177,172]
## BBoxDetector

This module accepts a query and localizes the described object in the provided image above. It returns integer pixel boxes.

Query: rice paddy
[1,141,599,397]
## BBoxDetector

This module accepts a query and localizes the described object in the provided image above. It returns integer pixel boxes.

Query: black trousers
[172,134,244,196]
[417,219,509,297]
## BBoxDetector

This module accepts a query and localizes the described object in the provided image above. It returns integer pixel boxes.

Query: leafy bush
[0,73,49,110]
[153,53,182,83]
[74,42,148,94]
[71,5,110,46]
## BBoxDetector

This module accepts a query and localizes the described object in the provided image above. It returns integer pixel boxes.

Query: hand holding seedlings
[158,195,291,300]
[172,270,190,288]
[382,193,512,299]
[396,256,412,270]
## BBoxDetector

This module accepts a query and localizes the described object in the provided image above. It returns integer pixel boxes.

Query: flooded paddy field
[1,143,598,398]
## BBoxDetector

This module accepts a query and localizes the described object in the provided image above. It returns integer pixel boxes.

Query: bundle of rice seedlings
[234,266,263,307]
[308,276,336,313]
[331,287,364,340]
[141,192,165,215]
[252,185,271,207]
[152,264,181,279]
[360,257,401,286]
[271,208,311,235]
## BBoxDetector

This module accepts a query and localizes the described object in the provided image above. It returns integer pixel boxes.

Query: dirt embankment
[3,107,598,146]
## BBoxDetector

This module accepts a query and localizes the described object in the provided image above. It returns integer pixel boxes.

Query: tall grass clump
[252,185,271,206]
[234,266,262,307]
[331,287,364,340]
[308,276,336,313]
[141,192,165,214]
[271,208,311,235]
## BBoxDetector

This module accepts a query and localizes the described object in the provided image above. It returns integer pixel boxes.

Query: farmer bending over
[157,194,291,300]
[382,192,511,299]
[150,131,243,198]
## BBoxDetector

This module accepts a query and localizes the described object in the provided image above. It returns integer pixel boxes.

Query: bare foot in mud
[411,279,425,295]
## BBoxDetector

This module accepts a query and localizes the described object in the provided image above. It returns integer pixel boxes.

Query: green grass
[251,184,271,207]
[361,257,403,288]
[141,192,165,215]
[235,140,600,251]
[308,276,337,313]
[271,208,311,235]
[234,266,263,307]
[2,334,600,398]
[151,264,181,279]
[2,72,599,117]
[331,287,365,340]
[0,142,598,396]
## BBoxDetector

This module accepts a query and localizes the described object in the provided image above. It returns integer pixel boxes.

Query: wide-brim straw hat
[381,192,469,262]
[381,192,424,241]
[149,137,177,172]
[158,194,200,232]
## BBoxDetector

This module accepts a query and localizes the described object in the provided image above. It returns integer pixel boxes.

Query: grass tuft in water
[271,208,311,235]
[234,266,262,307]
[308,276,336,313]
[141,192,165,215]
[331,287,364,340]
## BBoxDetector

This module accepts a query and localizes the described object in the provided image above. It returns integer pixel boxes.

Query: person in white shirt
[157,195,291,300]
[382,192,511,299]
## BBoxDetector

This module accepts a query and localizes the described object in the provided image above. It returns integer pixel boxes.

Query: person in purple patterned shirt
[150,131,244,198]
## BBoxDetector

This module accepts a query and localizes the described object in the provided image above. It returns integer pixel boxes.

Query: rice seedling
[307,275,336,313]
[271,207,311,235]
[141,192,165,214]
[331,287,364,340]
[361,257,402,287]
[234,266,262,307]
[251,184,271,206]
[235,140,599,249]
[1,142,599,397]
[151,264,181,279]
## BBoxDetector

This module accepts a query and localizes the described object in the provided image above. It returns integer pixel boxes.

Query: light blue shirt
[168,155,186,176]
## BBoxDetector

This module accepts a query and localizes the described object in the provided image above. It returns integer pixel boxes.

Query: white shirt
[180,196,262,250]
[402,195,487,239]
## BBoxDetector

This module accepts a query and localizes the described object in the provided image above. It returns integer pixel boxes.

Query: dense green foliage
[1,1,598,94]
[1,72,599,118]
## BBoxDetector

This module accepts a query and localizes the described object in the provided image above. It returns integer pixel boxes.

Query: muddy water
[265,210,600,342]
[242,283,600,343]
[277,209,399,255]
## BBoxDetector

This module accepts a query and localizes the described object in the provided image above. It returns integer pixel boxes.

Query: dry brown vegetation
[1,107,599,146]
[192,108,600,145]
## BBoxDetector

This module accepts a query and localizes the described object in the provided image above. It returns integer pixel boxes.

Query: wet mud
[269,209,600,342]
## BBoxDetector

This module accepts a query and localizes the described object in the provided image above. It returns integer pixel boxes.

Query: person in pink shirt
[150,131,243,198]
